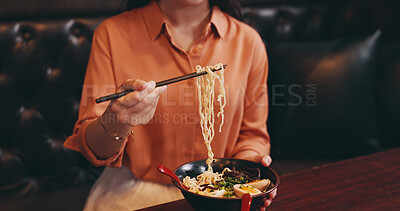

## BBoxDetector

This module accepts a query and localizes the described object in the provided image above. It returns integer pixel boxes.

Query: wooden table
[139,148,400,211]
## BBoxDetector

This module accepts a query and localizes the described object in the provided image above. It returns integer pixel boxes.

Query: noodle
[182,63,226,196]
[196,63,226,171]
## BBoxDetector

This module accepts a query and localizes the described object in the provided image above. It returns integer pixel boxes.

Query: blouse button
[192,48,200,55]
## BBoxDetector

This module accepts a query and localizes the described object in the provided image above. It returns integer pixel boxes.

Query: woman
[64,0,277,210]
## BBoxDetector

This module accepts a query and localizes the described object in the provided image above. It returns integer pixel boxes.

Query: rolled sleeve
[64,118,128,168]
[64,23,126,168]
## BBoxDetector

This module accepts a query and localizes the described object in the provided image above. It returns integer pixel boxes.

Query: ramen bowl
[172,158,280,211]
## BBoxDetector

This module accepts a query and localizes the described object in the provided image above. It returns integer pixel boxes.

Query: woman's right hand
[86,79,166,159]
[102,79,167,130]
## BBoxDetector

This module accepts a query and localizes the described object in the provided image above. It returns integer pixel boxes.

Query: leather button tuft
[0,73,10,85]
[71,26,82,37]
[46,137,64,149]
[46,67,62,81]
[70,22,88,38]
[15,25,35,43]
[18,106,43,123]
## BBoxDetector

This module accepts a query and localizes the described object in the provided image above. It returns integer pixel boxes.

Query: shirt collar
[209,6,228,40]
[143,1,229,41]
[142,1,166,41]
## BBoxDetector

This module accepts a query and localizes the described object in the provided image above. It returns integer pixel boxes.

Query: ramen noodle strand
[182,63,226,195]
[216,67,226,132]
[182,64,226,195]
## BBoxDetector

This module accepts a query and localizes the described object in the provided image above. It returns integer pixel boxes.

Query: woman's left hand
[235,153,278,211]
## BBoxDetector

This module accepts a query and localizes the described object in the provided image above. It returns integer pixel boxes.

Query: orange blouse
[64,1,270,184]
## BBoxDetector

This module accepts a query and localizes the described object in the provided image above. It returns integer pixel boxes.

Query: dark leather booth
[0,0,399,210]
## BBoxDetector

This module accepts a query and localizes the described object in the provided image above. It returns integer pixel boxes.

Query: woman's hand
[234,152,278,211]
[86,79,167,159]
[104,79,167,128]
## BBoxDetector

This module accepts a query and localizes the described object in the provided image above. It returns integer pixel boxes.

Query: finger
[268,189,277,199]
[119,79,152,92]
[127,93,159,115]
[130,104,155,125]
[263,198,273,207]
[263,189,277,207]
[139,87,162,108]
[137,86,164,109]
[142,98,159,124]
[243,154,264,163]
[244,155,272,167]
[118,81,156,107]
[118,90,149,107]
[128,96,159,125]
[126,90,160,116]
[258,206,266,211]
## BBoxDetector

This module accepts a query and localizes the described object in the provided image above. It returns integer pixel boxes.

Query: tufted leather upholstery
[0,0,399,201]
[242,0,400,158]
[0,18,105,199]
[267,31,382,157]
[376,39,400,149]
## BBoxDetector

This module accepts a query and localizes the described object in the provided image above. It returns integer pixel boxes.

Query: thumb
[245,155,272,167]
[261,155,272,167]
[155,85,168,95]
[119,79,153,92]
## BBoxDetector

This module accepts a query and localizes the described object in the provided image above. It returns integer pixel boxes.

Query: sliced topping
[233,184,262,198]
[209,189,226,197]
[246,179,271,192]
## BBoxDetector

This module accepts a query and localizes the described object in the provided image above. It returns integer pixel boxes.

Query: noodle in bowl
[168,64,279,210]
[172,158,280,211]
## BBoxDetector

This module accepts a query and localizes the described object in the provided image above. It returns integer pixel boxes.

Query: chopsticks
[95,65,227,103]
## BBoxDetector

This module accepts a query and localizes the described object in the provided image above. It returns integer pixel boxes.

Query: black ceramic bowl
[172,158,280,211]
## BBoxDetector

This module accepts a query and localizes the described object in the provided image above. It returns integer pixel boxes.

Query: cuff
[64,118,128,168]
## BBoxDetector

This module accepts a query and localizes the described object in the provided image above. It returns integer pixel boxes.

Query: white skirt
[84,166,184,211]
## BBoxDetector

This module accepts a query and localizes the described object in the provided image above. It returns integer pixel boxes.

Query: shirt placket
[164,24,214,161]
